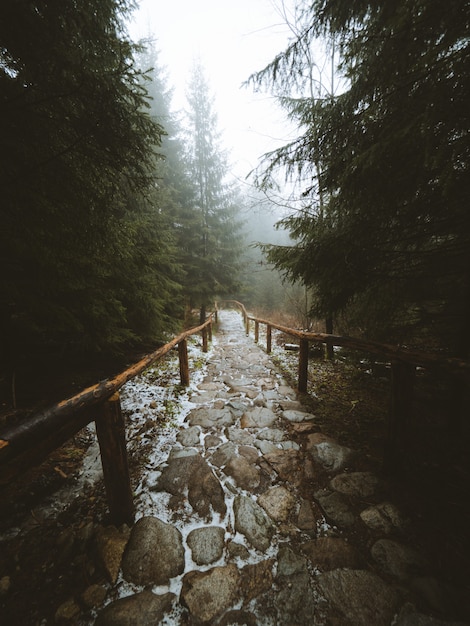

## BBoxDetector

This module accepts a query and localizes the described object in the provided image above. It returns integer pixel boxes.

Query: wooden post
[214,309,218,324]
[178,339,190,386]
[202,327,208,352]
[325,316,334,360]
[254,321,259,344]
[246,317,250,336]
[385,361,415,474]
[266,325,272,353]
[95,393,134,526]
[298,338,309,393]
[208,320,212,342]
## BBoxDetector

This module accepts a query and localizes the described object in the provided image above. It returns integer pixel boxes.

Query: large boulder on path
[263,449,303,486]
[187,526,225,565]
[330,471,380,498]
[121,517,184,586]
[225,455,261,490]
[241,406,277,428]
[317,569,400,626]
[306,433,353,472]
[154,454,226,518]
[188,406,235,428]
[233,495,274,551]
[258,486,296,523]
[180,564,240,623]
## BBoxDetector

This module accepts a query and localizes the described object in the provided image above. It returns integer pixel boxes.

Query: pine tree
[182,61,243,321]
[0,0,172,388]
[249,0,470,353]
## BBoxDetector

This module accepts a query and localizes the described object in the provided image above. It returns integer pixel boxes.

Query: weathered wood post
[298,338,309,393]
[266,325,272,354]
[245,316,250,336]
[94,393,134,526]
[202,326,208,353]
[178,339,190,386]
[254,320,259,344]
[325,316,334,360]
[385,360,415,473]
[208,320,213,342]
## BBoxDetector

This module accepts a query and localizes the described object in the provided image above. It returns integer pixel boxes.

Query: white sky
[127,0,297,182]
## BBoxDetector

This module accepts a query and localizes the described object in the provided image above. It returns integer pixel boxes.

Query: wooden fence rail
[0,316,213,525]
[219,300,469,472]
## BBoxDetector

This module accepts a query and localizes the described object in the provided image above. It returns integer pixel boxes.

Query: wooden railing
[0,316,213,526]
[219,300,469,472]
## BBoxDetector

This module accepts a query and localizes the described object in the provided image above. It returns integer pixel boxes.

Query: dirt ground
[1,338,469,624]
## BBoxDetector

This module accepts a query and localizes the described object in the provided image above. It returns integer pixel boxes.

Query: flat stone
[225,427,254,445]
[233,495,275,551]
[227,400,249,417]
[276,546,308,577]
[210,441,237,467]
[240,559,275,602]
[187,526,225,565]
[290,421,317,434]
[95,591,175,626]
[168,447,198,459]
[198,382,222,391]
[330,471,379,498]
[301,537,363,571]
[225,456,261,490]
[315,489,356,527]
[241,406,277,428]
[176,426,201,447]
[122,517,184,586]
[256,428,285,442]
[278,399,304,411]
[155,455,226,518]
[205,434,222,449]
[282,409,315,423]
[258,486,296,522]
[278,440,300,450]
[360,502,409,534]
[296,498,320,531]
[188,406,235,428]
[275,547,316,622]
[180,564,240,623]
[254,439,278,455]
[317,569,400,626]
[307,433,353,472]
[371,539,426,580]
[227,541,250,560]
[263,449,303,486]
[238,445,259,462]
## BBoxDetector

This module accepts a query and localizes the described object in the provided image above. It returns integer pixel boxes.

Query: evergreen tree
[0,0,174,392]
[249,0,470,353]
[182,62,243,321]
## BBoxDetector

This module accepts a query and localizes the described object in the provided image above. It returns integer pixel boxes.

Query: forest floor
[1,322,469,624]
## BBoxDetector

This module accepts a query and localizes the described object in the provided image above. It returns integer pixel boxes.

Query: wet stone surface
[4,310,467,625]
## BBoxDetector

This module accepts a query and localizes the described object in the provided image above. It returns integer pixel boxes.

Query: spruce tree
[249,0,470,353]
[182,61,243,321]
[0,0,173,401]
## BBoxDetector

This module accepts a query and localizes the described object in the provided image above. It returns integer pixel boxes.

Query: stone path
[94,311,467,626]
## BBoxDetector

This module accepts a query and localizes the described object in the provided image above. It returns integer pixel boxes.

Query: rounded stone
[187,526,225,565]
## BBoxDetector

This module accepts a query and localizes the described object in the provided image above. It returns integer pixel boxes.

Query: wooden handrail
[0,317,213,457]
[218,301,469,474]
[0,315,213,524]
[220,300,469,378]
